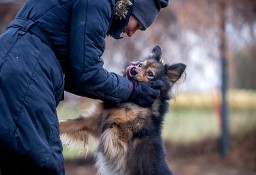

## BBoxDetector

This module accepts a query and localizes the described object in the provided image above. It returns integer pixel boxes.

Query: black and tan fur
[60,45,186,175]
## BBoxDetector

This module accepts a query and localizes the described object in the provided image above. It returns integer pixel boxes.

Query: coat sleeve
[64,0,133,103]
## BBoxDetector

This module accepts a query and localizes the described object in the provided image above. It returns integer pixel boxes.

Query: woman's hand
[128,80,163,107]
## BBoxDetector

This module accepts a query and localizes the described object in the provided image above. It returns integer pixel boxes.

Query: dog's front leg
[59,101,104,152]
[59,112,103,138]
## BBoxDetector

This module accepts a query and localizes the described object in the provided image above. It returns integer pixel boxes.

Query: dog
[59,45,186,175]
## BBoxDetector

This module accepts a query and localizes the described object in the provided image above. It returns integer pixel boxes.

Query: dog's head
[124,45,186,99]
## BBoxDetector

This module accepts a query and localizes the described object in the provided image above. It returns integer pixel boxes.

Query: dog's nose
[130,67,138,75]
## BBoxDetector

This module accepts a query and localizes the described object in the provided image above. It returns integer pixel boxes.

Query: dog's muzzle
[126,65,138,79]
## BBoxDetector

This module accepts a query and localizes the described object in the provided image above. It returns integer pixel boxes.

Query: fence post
[219,0,229,157]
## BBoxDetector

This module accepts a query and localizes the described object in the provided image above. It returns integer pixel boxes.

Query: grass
[162,108,219,144]
[228,109,256,135]
[162,107,256,144]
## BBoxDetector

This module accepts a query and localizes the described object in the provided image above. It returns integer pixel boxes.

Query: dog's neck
[151,97,169,116]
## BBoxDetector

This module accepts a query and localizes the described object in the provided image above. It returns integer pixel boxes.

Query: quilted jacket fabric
[0,0,133,174]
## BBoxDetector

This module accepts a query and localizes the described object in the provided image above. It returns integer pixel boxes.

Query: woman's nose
[127,30,136,37]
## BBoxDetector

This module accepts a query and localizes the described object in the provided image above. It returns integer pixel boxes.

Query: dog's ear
[165,63,186,83]
[151,45,162,62]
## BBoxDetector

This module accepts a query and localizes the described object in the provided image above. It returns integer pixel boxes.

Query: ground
[64,131,256,175]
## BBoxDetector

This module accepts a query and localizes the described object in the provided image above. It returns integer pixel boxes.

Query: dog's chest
[95,104,151,175]
[96,151,131,175]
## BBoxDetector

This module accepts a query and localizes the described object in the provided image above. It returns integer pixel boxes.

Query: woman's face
[123,16,143,37]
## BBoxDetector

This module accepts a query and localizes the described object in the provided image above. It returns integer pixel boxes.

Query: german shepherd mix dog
[60,45,186,175]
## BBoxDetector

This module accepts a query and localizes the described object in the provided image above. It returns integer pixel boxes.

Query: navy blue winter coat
[0,0,133,174]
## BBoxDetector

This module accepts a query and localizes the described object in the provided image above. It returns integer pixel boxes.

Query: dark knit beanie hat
[132,0,169,30]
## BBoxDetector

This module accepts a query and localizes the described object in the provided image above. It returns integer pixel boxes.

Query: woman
[0,0,169,174]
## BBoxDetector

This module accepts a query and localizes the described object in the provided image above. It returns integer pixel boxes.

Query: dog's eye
[147,72,154,77]
[137,63,142,67]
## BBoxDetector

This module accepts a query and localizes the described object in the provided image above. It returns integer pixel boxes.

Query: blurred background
[1,0,255,174]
